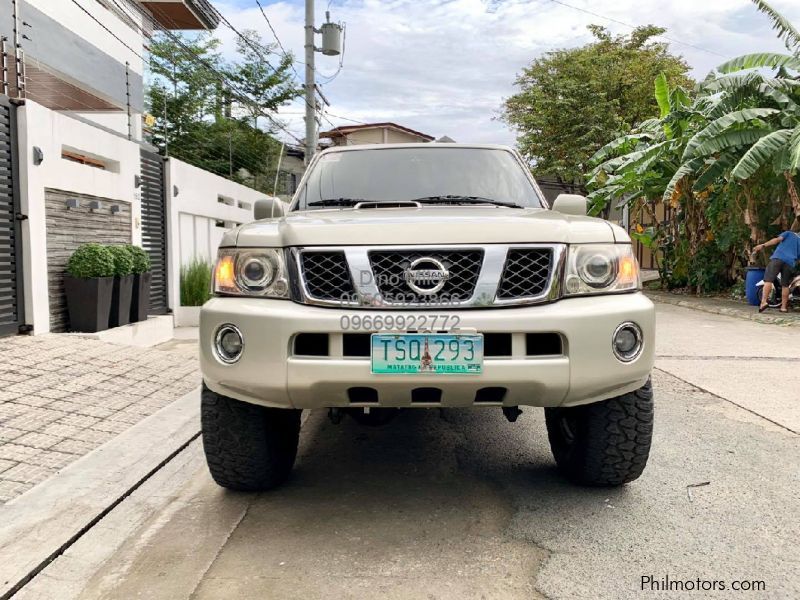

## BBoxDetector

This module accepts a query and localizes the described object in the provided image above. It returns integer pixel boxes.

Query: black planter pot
[110,274,134,328]
[63,276,114,333]
[130,271,152,323]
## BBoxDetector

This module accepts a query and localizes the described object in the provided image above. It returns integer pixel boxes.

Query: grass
[180,260,212,306]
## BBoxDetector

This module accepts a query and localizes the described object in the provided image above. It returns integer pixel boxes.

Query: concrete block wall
[165,159,277,321]
[17,100,141,334]
[14,100,279,333]
[44,190,132,332]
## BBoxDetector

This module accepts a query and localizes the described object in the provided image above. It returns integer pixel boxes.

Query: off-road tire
[201,385,301,491]
[545,379,653,486]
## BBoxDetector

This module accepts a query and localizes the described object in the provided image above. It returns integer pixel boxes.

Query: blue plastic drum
[745,267,766,306]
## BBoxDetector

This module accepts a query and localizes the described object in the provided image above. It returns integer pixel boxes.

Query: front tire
[201,385,301,491]
[545,379,653,486]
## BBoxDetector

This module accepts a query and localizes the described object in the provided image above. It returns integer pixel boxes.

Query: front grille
[300,251,355,301]
[368,250,484,304]
[497,249,553,299]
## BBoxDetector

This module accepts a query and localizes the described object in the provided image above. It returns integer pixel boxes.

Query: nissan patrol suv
[200,144,655,491]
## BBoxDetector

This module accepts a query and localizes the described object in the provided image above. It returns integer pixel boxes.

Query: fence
[11,98,276,334]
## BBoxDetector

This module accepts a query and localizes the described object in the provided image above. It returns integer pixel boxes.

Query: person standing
[754,230,800,313]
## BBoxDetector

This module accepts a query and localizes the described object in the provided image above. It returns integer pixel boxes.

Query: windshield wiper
[410,195,524,209]
[307,198,367,207]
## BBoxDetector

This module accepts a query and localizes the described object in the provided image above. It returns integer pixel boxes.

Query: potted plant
[127,244,152,323]
[64,243,116,332]
[108,245,135,327]
[176,260,212,326]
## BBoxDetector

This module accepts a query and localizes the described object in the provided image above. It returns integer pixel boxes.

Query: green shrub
[107,245,134,277]
[66,244,115,279]
[180,260,212,306]
[126,244,151,274]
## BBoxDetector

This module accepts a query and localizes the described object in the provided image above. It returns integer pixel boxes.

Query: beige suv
[200,144,655,491]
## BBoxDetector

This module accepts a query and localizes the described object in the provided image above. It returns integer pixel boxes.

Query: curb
[0,387,202,599]
[646,291,800,326]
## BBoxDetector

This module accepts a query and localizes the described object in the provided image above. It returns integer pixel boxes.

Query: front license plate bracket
[371,333,484,374]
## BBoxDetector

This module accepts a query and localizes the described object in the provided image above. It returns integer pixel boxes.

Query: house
[274,145,307,203]
[272,122,438,203]
[319,122,435,146]
[0,0,274,337]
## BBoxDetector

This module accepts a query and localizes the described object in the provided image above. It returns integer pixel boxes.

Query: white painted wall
[25,0,145,76]
[16,100,142,334]
[16,102,279,334]
[165,159,279,313]
[67,111,142,140]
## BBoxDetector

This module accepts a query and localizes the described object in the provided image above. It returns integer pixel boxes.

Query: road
[15,303,800,599]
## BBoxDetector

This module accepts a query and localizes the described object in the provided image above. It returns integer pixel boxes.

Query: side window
[286,173,298,195]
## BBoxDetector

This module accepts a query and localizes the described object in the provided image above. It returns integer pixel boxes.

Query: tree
[585,0,800,293]
[145,31,302,192]
[502,25,693,185]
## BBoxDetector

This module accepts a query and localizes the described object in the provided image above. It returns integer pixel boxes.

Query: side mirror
[254,197,286,220]
[552,194,587,217]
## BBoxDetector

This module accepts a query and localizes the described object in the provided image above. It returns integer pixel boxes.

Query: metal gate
[140,148,169,314]
[0,96,24,336]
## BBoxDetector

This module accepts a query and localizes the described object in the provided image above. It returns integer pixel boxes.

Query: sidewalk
[646,290,800,326]
[0,332,199,503]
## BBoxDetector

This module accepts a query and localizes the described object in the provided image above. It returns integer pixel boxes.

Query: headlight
[564,244,640,296]
[213,248,289,298]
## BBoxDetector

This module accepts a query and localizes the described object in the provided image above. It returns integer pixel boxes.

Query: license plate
[371,333,483,374]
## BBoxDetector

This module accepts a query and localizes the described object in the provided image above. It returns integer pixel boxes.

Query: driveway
[13,304,800,599]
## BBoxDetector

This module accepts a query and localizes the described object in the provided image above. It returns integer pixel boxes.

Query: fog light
[214,324,244,364]
[612,322,643,362]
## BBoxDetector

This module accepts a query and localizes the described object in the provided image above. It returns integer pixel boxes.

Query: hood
[227,206,625,247]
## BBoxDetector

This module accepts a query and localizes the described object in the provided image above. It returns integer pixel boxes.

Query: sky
[214,0,800,146]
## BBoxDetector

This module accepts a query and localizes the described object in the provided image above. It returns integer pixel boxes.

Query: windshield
[294,147,545,210]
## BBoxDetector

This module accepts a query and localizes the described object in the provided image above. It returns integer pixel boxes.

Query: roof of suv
[318,143,514,154]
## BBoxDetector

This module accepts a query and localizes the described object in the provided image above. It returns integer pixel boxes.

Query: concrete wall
[0,0,145,112]
[165,159,276,313]
[16,100,142,334]
[16,101,277,333]
[44,189,132,332]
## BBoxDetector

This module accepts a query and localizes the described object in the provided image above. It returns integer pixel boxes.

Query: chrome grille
[300,251,355,301]
[497,249,553,299]
[368,250,484,304]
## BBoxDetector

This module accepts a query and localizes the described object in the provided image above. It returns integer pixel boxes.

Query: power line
[253,0,343,133]
[324,110,368,125]
[96,0,306,144]
[116,0,330,137]
[255,0,303,81]
[545,0,728,59]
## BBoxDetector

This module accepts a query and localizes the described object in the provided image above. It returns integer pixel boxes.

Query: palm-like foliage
[585,0,800,291]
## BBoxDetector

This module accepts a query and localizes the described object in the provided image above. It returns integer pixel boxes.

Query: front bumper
[200,293,655,410]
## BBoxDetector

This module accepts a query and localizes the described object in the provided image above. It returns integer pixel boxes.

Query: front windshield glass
[295,147,545,210]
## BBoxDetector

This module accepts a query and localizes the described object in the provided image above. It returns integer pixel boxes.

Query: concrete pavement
[7,303,800,599]
[0,333,199,503]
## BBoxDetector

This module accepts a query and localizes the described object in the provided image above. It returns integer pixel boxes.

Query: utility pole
[304,0,316,164]
[304,1,343,164]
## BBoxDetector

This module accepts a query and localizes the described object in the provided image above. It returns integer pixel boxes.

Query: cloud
[215,0,800,145]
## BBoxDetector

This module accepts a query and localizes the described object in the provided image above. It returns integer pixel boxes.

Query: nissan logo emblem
[404,257,450,295]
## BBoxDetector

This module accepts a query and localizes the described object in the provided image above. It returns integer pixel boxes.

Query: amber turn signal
[214,255,236,292]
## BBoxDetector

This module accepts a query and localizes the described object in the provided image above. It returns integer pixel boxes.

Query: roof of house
[319,122,436,142]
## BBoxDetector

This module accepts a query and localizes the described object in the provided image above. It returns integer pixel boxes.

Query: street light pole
[304,0,316,164]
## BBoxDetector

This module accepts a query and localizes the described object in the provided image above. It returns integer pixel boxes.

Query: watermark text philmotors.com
[641,575,766,593]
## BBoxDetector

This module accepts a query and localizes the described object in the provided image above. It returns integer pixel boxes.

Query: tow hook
[328,407,343,424]
[502,406,522,423]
